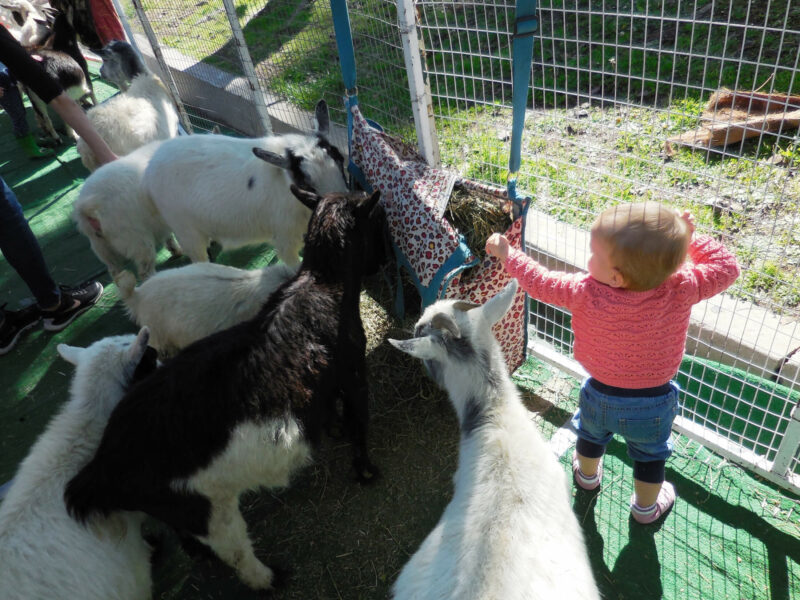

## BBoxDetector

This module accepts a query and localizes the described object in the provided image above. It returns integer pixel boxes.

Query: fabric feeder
[349,104,529,373]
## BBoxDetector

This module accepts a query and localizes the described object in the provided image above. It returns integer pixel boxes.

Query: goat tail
[64,460,117,524]
[114,270,137,301]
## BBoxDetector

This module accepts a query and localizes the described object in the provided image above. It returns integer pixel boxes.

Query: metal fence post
[221,0,274,136]
[397,0,440,167]
[130,0,194,134]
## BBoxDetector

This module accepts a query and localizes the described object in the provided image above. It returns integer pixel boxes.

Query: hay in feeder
[667,88,800,149]
[445,184,513,261]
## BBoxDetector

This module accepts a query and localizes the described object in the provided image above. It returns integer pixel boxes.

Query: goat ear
[126,327,151,365]
[431,313,461,338]
[452,300,480,312]
[388,337,438,361]
[290,184,320,210]
[314,99,330,136]
[357,189,381,218]
[252,147,289,169]
[479,280,519,326]
[57,343,84,365]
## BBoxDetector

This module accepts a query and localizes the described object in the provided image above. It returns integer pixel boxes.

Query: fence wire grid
[118,0,800,493]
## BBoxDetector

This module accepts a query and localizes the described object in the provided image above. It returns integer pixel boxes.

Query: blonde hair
[591,202,691,291]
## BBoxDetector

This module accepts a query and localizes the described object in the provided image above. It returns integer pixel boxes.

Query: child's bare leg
[633,479,662,507]
[577,454,602,477]
[630,459,675,523]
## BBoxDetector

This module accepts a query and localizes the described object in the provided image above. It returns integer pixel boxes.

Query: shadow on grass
[572,438,799,600]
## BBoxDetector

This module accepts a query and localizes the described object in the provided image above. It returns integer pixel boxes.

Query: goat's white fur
[389,281,600,600]
[144,128,347,267]
[115,260,296,356]
[77,66,178,172]
[73,140,179,280]
[0,330,154,600]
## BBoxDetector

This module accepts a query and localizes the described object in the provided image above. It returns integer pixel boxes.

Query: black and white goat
[0,328,157,600]
[65,186,382,593]
[6,5,95,144]
[389,281,600,600]
[143,99,348,267]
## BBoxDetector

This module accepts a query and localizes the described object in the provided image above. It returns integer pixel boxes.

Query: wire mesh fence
[116,0,800,492]
[413,0,800,493]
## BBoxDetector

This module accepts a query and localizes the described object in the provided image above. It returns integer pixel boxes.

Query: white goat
[73,139,180,280]
[115,260,296,356]
[389,281,600,600]
[0,328,157,600]
[143,99,347,267]
[77,40,179,172]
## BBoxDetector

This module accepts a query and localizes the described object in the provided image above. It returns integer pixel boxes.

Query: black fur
[130,345,158,384]
[315,136,347,184]
[64,189,382,533]
[286,148,311,192]
[49,12,92,97]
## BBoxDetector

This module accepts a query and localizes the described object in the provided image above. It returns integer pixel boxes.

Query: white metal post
[221,0,273,136]
[109,0,140,52]
[397,0,440,167]
[130,0,194,134]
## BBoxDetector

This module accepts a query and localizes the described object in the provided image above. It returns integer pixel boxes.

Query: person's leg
[0,177,61,308]
[0,63,29,137]
[633,459,667,507]
[625,383,680,523]
[0,63,52,159]
[571,379,612,490]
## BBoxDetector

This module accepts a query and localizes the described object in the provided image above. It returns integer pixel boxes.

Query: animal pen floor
[0,68,799,600]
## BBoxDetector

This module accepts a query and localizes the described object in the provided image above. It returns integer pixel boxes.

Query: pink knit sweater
[504,235,740,388]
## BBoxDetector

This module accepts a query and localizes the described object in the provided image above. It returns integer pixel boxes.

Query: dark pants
[0,177,60,308]
[0,62,29,138]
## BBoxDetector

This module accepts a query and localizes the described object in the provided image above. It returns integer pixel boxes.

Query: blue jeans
[0,62,29,138]
[572,378,680,463]
[0,176,60,308]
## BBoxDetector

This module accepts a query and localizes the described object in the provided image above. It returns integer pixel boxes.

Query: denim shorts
[571,378,680,462]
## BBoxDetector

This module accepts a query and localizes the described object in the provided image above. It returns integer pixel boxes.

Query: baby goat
[389,281,600,600]
[65,186,382,594]
[0,329,157,600]
[115,261,296,357]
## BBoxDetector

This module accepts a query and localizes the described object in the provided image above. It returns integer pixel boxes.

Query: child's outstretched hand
[486,233,511,261]
[680,210,696,235]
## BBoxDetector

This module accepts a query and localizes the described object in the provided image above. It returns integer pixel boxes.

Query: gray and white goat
[389,281,600,600]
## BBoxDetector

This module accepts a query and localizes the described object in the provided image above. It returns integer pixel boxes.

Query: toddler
[485,202,740,523]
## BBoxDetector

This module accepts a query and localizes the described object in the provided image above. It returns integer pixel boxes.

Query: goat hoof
[353,459,381,484]
[253,565,290,597]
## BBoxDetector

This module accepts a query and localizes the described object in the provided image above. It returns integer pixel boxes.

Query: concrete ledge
[132,33,348,150]
[524,208,800,390]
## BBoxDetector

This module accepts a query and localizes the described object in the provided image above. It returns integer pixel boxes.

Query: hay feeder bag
[349,105,529,373]
[330,0,539,373]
